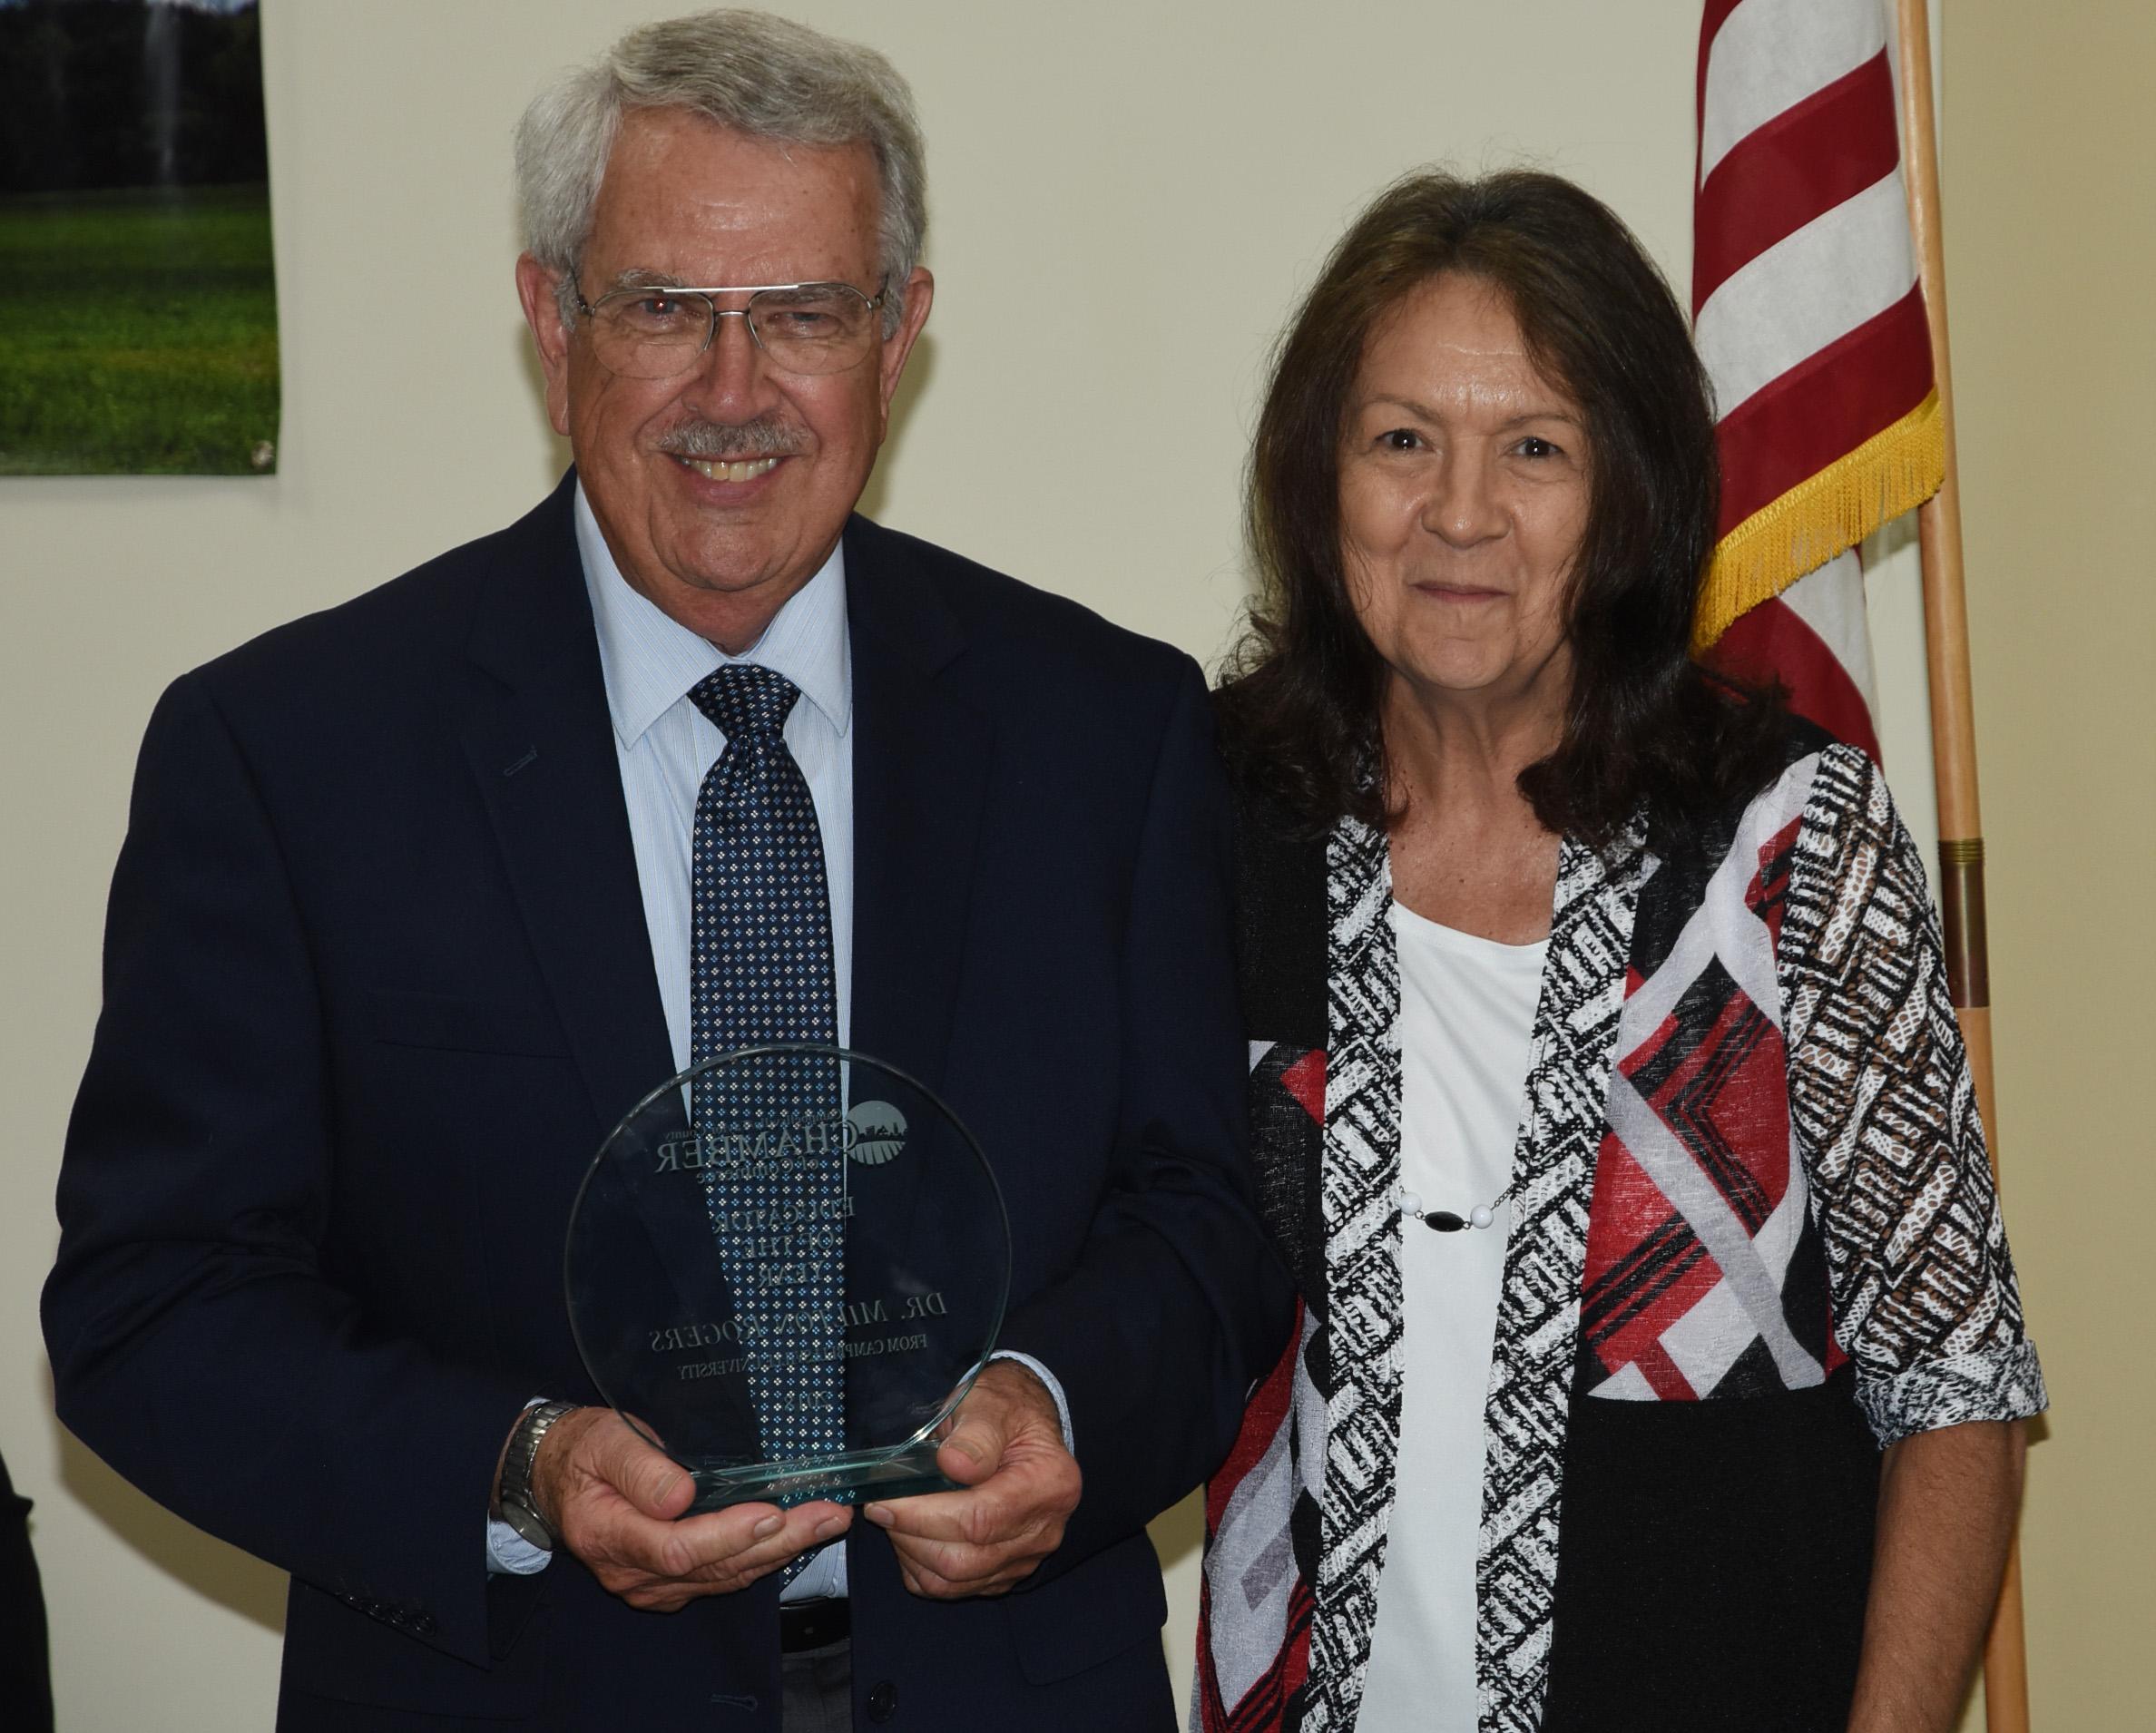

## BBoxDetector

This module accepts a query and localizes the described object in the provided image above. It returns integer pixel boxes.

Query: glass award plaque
[564,1043,1011,1512]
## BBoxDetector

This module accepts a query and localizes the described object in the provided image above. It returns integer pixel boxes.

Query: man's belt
[779,1596,851,1654]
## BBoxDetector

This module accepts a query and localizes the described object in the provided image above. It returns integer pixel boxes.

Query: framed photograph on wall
[0,0,280,476]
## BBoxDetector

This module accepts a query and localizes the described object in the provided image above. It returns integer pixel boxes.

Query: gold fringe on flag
[1691,388,1945,651]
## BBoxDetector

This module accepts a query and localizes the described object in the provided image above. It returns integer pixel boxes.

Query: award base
[686,1439,958,1513]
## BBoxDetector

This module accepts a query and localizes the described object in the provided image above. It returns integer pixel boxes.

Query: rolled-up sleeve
[1779,744,2047,1446]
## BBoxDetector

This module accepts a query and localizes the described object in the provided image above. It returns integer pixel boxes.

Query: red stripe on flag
[1699,0,1747,59]
[1693,0,1748,191]
[1704,595,1881,761]
[1715,285,1934,534]
[1692,52,1900,309]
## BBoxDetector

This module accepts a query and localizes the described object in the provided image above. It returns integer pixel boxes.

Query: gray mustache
[654,417,809,460]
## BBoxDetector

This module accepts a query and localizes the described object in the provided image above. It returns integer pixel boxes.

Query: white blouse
[1357,902,1545,1732]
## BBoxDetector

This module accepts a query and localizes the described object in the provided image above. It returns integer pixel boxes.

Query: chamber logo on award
[847,1101,906,1165]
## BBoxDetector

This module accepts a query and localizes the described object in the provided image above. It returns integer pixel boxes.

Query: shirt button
[867,1679,897,1722]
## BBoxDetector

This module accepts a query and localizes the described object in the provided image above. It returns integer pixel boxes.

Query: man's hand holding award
[554,1043,1021,1599]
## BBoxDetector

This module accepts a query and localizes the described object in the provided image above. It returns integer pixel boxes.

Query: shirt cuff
[485,1396,557,1577]
[988,1349,1075,1452]
[1855,1338,2050,1448]
[486,1515,554,1577]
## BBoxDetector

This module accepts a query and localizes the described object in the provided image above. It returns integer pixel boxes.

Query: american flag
[1690,0,1945,759]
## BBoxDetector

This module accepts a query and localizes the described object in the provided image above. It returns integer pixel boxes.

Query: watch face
[501,1498,556,1552]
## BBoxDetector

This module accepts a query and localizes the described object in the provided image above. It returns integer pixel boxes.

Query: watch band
[493,1399,580,1552]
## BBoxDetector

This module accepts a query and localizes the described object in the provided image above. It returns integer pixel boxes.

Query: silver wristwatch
[493,1399,580,1552]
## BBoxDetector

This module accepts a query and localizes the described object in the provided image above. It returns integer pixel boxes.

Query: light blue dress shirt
[575,486,857,1071]
[487,488,1064,1598]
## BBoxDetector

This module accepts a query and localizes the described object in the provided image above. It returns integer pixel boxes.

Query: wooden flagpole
[1892,3,2033,1728]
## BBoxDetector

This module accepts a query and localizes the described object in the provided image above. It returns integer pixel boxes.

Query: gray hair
[515,9,926,334]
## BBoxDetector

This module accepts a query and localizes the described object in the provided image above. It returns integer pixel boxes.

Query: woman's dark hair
[1218,168,1786,847]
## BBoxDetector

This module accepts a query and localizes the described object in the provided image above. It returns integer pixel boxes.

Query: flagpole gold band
[1936,837,1989,1010]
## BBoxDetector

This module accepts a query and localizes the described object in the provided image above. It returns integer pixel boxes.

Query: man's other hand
[862,1359,1082,1598]
[529,1407,850,1611]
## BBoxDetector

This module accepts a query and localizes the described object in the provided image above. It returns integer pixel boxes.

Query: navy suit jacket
[45,476,1291,1730]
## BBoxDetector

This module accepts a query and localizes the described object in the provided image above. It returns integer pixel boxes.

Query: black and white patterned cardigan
[1193,734,2046,1733]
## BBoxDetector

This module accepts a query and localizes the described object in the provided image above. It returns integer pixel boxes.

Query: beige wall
[1,1,2137,1727]
[1945,4,2156,1728]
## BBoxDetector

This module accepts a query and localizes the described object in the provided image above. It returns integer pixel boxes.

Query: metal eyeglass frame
[571,277,890,377]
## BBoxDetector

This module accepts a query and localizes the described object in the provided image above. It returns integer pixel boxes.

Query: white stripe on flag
[1779,552,1880,718]
[1693,169,1914,417]
[1699,0,1887,185]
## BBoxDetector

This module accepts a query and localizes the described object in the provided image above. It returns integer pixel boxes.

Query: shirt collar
[575,482,852,748]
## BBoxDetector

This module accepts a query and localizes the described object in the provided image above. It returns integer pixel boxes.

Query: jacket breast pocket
[368,988,570,1058]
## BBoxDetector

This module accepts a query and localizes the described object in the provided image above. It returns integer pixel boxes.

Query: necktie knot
[689,663,800,742]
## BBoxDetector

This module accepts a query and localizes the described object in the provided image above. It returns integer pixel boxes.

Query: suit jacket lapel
[459,474,675,1141]
[455,496,991,1136]
[842,516,991,1096]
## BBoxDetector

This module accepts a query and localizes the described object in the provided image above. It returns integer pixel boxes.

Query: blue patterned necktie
[687,664,846,1506]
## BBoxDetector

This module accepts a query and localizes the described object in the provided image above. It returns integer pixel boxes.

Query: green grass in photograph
[0,184,280,476]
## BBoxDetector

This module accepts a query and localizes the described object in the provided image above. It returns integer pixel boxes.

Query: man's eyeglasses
[572,279,888,379]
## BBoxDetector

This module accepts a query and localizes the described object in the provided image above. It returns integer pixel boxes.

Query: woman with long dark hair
[1193,171,2044,1733]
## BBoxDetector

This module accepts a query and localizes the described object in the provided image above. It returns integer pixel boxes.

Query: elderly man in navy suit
[44,12,1289,1729]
